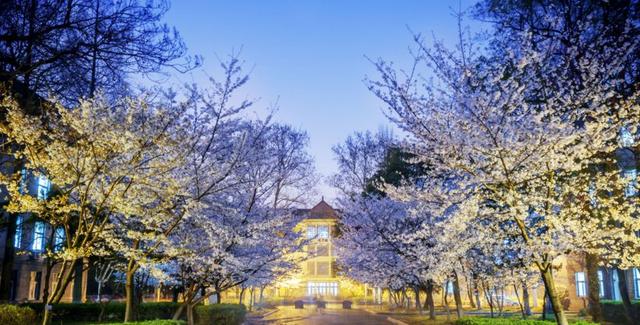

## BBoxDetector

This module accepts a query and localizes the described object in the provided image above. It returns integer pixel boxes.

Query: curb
[386,316,409,325]
[362,309,409,325]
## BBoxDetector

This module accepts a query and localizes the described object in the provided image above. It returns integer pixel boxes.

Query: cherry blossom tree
[367,15,639,323]
[0,93,187,325]
[163,114,315,325]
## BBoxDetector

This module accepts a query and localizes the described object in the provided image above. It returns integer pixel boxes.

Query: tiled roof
[294,199,339,219]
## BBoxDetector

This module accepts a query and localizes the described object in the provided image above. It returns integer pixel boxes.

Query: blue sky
[163,0,480,203]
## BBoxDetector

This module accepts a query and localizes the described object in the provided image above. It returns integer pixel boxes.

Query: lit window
[623,169,637,197]
[620,126,635,147]
[634,269,640,299]
[307,282,338,297]
[588,182,597,207]
[32,221,45,252]
[316,244,329,256]
[597,270,605,298]
[19,168,27,194]
[316,262,330,276]
[53,227,65,252]
[612,271,621,301]
[37,175,50,200]
[317,225,329,239]
[307,226,317,239]
[14,215,23,249]
[575,272,587,297]
[306,261,315,276]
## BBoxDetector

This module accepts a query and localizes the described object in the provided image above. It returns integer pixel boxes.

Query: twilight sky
[163,0,481,203]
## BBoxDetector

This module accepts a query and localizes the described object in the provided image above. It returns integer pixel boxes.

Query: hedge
[21,302,179,322]
[86,321,185,325]
[601,300,640,324]
[455,318,596,325]
[0,304,38,325]
[194,304,246,325]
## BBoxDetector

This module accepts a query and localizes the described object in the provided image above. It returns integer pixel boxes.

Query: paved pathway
[246,305,395,325]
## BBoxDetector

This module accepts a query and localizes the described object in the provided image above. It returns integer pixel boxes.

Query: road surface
[246,305,395,325]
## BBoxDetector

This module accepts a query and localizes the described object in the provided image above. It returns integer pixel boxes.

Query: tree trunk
[259,286,265,304]
[249,287,255,311]
[172,303,186,320]
[615,268,636,324]
[124,265,137,322]
[482,282,494,318]
[0,213,17,302]
[402,287,409,308]
[513,283,525,318]
[426,282,436,320]
[239,287,246,305]
[414,286,423,314]
[186,303,194,325]
[452,271,464,319]
[542,290,548,321]
[97,282,102,303]
[443,282,451,321]
[540,266,569,325]
[466,277,476,309]
[497,287,505,317]
[522,282,531,317]
[42,259,77,325]
[585,253,602,323]
[474,281,481,310]
[215,291,221,304]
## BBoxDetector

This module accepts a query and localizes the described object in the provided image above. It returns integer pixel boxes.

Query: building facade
[267,199,365,302]
[0,170,95,303]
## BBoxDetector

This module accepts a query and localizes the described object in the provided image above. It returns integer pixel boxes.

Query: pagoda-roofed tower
[268,198,366,301]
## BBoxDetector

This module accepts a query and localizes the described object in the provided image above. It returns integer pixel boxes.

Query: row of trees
[1,56,316,325]
[333,1,640,325]
[0,2,316,325]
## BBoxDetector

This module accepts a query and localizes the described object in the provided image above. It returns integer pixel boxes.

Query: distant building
[0,170,94,303]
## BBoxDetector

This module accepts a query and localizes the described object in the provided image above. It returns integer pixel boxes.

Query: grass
[62,321,185,325]
[375,309,603,325]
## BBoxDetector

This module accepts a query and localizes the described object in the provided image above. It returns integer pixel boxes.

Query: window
[612,271,621,301]
[316,262,330,276]
[575,272,587,297]
[317,225,329,239]
[597,270,605,298]
[316,244,329,256]
[307,282,338,297]
[28,271,42,300]
[623,169,637,197]
[37,175,50,200]
[32,221,45,252]
[620,126,635,147]
[308,225,329,239]
[14,216,23,249]
[588,182,597,207]
[19,168,27,194]
[307,226,317,239]
[53,227,65,252]
[634,269,640,299]
[306,261,315,276]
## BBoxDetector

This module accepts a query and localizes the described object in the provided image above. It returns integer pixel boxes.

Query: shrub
[0,304,38,325]
[455,318,597,325]
[88,321,185,325]
[20,302,180,322]
[601,300,640,324]
[194,304,246,325]
[455,318,554,325]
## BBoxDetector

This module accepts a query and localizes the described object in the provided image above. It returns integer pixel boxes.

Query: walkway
[246,305,395,325]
